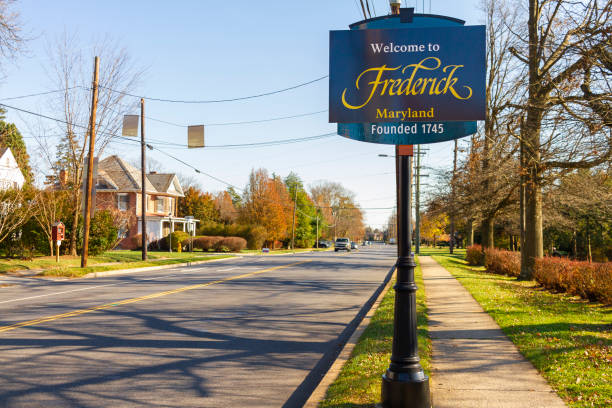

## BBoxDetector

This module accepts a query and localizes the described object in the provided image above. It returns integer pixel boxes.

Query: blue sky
[1,0,481,229]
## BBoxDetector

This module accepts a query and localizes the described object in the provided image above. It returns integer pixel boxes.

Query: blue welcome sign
[329,25,485,125]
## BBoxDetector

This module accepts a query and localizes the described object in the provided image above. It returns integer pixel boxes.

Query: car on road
[350,242,359,250]
[334,237,351,252]
[315,240,332,248]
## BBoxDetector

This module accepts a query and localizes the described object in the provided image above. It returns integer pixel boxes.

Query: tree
[478,0,522,248]
[0,117,33,185]
[41,33,141,255]
[0,188,33,247]
[420,212,448,247]
[240,168,292,244]
[310,181,365,240]
[285,172,317,247]
[544,169,611,261]
[508,0,611,278]
[226,186,242,208]
[178,186,219,222]
[214,191,237,224]
[0,0,24,70]
[31,189,70,255]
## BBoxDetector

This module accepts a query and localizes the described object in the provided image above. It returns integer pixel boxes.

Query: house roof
[96,155,184,197]
[0,146,26,189]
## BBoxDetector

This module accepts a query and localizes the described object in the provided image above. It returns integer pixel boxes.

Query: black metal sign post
[328,3,485,405]
[381,145,430,407]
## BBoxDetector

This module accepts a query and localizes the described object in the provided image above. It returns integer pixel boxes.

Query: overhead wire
[0,102,338,189]
[86,74,327,104]
[0,87,79,101]
[2,101,338,150]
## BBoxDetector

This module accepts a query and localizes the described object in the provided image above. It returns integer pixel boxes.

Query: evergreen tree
[284,172,317,247]
[0,108,33,185]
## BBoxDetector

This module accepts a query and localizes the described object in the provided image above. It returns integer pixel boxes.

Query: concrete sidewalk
[420,256,566,408]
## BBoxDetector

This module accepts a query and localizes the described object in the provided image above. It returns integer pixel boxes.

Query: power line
[86,74,328,104]
[152,147,241,189]
[2,102,338,151]
[143,108,327,128]
[159,133,338,150]
[0,87,79,101]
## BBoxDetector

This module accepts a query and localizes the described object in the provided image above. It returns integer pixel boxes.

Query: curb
[83,256,239,278]
[303,264,396,408]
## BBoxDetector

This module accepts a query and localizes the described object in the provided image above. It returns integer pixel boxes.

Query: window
[117,227,128,239]
[156,197,164,213]
[118,194,129,211]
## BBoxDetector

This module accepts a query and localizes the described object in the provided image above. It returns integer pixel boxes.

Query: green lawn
[0,250,233,278]
[427,248,611,408]
[319,258,431,408]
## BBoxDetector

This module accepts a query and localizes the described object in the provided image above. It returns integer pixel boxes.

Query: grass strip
[37,254,232,278]
[427,249,611,408]
[319,258,431,408]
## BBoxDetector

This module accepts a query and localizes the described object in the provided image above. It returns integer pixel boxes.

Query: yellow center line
[0,260,311,334]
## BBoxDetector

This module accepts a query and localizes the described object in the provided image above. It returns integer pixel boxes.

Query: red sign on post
[52,221,65,241]
[397,145,414,156]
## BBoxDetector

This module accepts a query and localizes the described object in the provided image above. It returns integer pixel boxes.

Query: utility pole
[290,185,298,250]
[450,139,457,254]
[415,144,421,254]
[316,215,319,249]
[140,98,147,260]
[80,56,99,268]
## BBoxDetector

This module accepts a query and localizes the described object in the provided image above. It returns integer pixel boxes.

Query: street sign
[188,125,205,148]
[397,145,413,156]
[329,25,485,124]
[122,115,139,137]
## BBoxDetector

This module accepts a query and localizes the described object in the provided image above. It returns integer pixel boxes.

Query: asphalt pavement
[0,246,395,408]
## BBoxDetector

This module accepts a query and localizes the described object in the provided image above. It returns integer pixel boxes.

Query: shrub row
[198,222,266,250]
[534,257,612,304]
[466,246,612,305]
[484,247,521,277]
[193,236,246,252]
[465,244,484,266]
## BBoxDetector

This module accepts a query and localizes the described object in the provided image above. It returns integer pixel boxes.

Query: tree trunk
[69,188,80,256]
[481,217,495,249]
[587,221,592,263]
[523,167,543,279]
[466,219,474,247]
[520,0,545,280]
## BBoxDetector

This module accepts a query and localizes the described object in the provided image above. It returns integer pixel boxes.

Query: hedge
[193,236,246,252]
[534,257,612,305]
[465,244,484,266]
[472,246,612,305]
[198,222,266,250]
[484,247,521,277]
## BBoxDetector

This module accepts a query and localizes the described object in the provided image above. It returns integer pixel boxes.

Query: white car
[334,238,351,252]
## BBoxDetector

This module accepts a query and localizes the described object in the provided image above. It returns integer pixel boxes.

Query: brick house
[95,155,196,249]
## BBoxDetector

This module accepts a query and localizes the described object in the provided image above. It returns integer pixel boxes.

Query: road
[0,246,396,407]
